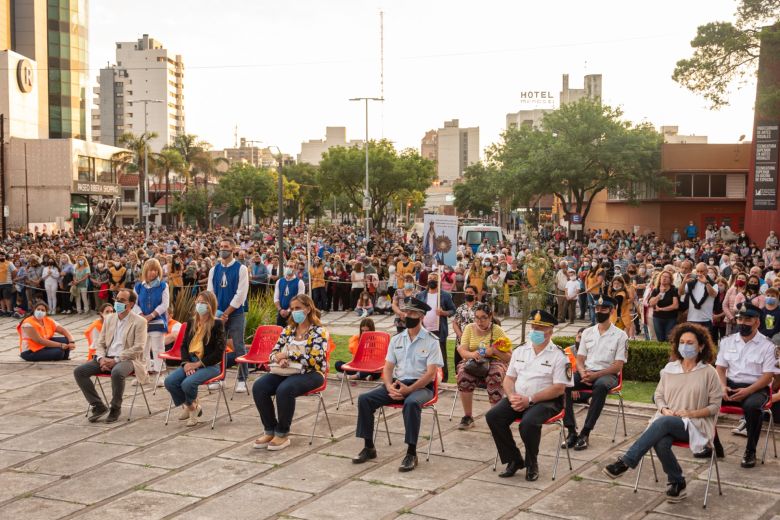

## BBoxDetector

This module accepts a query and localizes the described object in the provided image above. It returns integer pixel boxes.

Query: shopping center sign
[72,181,119,196]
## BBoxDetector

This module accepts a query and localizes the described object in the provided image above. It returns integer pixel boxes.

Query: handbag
[269,342,304,376]
[462,326,492,378]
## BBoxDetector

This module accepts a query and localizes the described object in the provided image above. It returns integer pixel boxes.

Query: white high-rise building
[298,127,363,165]
[434,119,479,184]
[93,34,184,151]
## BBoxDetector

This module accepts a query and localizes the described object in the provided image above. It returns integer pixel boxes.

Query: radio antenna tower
[380,9,385,137]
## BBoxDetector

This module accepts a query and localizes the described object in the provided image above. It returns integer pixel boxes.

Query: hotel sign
[72,181,119,196]
[753,123,779,210]
[519,90,555,105]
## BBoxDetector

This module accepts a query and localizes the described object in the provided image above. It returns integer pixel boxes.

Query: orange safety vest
[84,319,103,360]
[167,318,180,334]
[19,316,57,352]
[563,346,578,371]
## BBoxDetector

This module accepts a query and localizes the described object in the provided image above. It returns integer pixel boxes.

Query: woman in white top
[350,261,365,310]
[603,323,722,503]
[41,258,61,314]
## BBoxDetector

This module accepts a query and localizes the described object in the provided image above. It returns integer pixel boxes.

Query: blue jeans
[653,316,677,342]
[253,372,325,437]
[19,336,70,361]
[622,416,688,484]
[225,312,247,381]
[164,355,222,406]
[586,293,597,325]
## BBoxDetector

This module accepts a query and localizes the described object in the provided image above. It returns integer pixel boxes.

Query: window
[123,189,136,203]
[608,182,657,201]
[77,156,91,181]
[675,173,732,198]
[710,175,727,197]
[675,174,692,197]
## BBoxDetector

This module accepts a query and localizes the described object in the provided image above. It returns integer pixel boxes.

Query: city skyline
[90,0,758,155]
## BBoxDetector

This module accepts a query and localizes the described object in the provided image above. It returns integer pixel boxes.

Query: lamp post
[269,146,284,277]
[349,96,383,239]
[137,99,163,237]
[243,195,252,228]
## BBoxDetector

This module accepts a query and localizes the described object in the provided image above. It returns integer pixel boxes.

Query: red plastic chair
[83,370,152,421]
[491,407,573,480]
[231,325,283,399]
[374,368,445,462]
[301,345,335,445]
[719,386,777,463]
[153,323,187,394]
[164,348,233,429]
[574,371,627,442]
[336,331,390,410]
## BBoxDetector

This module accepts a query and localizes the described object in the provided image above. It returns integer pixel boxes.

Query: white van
[459,225,504,253]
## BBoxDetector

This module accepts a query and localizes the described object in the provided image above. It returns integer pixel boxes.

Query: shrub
[552,336,670,383]
[244,291,278,340]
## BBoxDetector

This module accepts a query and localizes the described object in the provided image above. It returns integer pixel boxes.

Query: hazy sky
[90,0,758,156]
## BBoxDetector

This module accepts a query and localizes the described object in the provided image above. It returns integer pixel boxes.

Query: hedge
[552,336,670,383]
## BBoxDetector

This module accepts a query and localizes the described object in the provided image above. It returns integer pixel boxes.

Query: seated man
[73,288,148,423]
[562,296,628,450]
[715,302,777,468]
[352,298,443,472]
[486,309,572,481]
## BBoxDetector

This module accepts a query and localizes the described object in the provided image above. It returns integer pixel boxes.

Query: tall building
[431,119,479,184]
[93,34,185,150]
[298,126,362,165]
[506,73,602,130]
[420,129,437,162]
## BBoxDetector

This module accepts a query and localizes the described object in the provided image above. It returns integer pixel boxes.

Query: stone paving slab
[412,479,539,519]
[0,496,85,520]
[74,490,199,520]
[148,457,273,498]
[173,482,312,520]
[289,480,427,520]
[652,481,780,519]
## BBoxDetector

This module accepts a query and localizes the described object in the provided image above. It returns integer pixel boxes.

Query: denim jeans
[652,316,677,342]
[225,312,247,381]
[164,355,222,406]
[622,415,688,484]
[20,336,70,362]
[252,371,324,437]
[586,293,597,325]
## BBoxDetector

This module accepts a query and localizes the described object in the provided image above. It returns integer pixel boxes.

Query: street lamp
[268,145,284,276]
[137,98,163,237]
[349,96,383,239]
[243,195,252,228]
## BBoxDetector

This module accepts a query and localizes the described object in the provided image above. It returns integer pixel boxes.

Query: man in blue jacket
[414,271,456,381]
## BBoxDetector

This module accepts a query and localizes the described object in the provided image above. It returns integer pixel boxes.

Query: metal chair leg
[320,393,334,438]
[138,380,151,415]
[649,449,658,483]
[309,394,322,445]
[212,383,222,430]
[230,367,240,401]
[426,409,436,461]
[613,394,626,442]
[633,455,643,493]
[620,395,627,436]
[714,446,723,496]
[762,412,775,463]
[222,383,233,423]
[448,387,459,420]
[552,422,563,481]
[128,380,139,421]
[703,445,715,508]
[434,408,444,453]
[380,406,391,445]
[152,366,165,396]
[96,377,108,406]
[336,371,352,410]
[164,396,173,425]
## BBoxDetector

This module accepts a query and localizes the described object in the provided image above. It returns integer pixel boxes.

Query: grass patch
[571,475,584,481]
[607,380,656,404]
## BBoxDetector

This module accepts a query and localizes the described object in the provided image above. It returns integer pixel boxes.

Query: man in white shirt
[682,262,718,337]
[555,261,569,323]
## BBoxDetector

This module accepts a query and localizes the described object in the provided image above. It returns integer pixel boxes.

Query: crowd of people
[7,219,780,504]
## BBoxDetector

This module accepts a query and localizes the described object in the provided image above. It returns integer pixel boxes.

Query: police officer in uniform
[486,309,573,481]
[715,302,777,468]
[562,296,628,450]
[352,298,444,472]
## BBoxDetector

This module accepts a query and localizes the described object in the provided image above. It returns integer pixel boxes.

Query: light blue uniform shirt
[386,327,444,380]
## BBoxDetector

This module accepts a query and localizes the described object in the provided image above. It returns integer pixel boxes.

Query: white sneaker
[235,381,247,394]
[732,418,748,437]
[156,376,166,388]
[178,406,190,421]
[208,382,221,391]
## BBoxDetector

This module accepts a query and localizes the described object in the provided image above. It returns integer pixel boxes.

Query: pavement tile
[0,423,99,454]
[359,453,482,491]
[174,482,312,520]
[470,453,589,490]
[120,436,234,470]
[0,470,61,503]
[149,457,272,497]
[74,490,199,520]
[0,496,84,519]
[17,440,136,476]
[0,449,40,470]
[218,435,329,465]
[653,481,780,518]
[528,478,661,520]
[412,478,538,519]
[254,452,365,493]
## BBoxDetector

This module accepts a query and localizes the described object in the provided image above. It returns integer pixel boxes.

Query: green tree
[673,0,780,111]
[113,131,159,223]
[151,147,185,223]
[213,163,275,221]
[319,140,435,230]
[171,189,209,228]
[453,163,502,217]
[282,162,322,224]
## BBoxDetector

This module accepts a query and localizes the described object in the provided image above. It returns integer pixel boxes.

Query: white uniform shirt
[579,323,629,372]
[506,341,573,397]
[715,331,778,384]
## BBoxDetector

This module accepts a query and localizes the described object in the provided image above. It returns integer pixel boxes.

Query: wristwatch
[528,399,535,407]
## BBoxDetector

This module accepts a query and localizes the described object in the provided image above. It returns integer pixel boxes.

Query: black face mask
[738,323,754,337]
[428,281,438,290]
[465,294,475,303]
[404,316,421,329]
[747,283,759,291]
[595,311,611,324]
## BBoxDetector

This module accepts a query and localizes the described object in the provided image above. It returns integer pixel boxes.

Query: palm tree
[171,134,208,188]
[151,147,185,226]
[113,131,158,224]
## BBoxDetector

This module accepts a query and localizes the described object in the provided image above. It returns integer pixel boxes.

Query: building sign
[72,181,119,196]
[16,58,33,93]
[519,90,555,106]
[753,122,779,210]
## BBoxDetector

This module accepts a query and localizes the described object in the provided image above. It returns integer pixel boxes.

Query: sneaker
[666,480,687,503]
[208,382,221,391]
[267,436,291,451]
[253,434,274,449]
[105,407,121,423]
[603,458,630,479]
[88,403,109,423]
[732,418,747,437]
[235,380,247,394]
[458,415,475,430]
[156,376,166,388]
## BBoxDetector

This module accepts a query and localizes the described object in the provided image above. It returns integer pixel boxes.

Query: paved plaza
[0,312,778,520]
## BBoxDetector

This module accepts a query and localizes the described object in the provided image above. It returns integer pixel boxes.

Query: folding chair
[720,386,777,463]
[374,368,445,462]
[633,436,722,509]
[448,382,488,421]
[83,371,152,421]
[153,323,187,395]
[231,325,282,400]
[576,371,627,442]
[491,408,573,480]
[302,348,335,445]
[164,349,233,429]
[336,331,390,410]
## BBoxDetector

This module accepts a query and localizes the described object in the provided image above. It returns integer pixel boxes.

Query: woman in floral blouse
[252,294,329,451]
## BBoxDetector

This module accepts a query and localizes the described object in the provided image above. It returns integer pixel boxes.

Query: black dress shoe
[741,450,757,468]
[693,447,712,459]
[525,460,539,481]
[561,431,578,449]
[573,434,589,451]
[399,453,418,472]
[715,442,725,459]
[352,447,377,464]
[498,458,525,478]
[665,479,687,503]
[105,407,121,423]
[88,404,108,423]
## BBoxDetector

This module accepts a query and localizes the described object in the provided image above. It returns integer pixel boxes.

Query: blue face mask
[114,301,126,314]
[678,343,698,360]
[34,309,46,320]
[529,330,545,345]
[195,302,209,316]
[292,310,307,324]
[404,282,415,290]
[767,297,778,306]
[149,279,160,288]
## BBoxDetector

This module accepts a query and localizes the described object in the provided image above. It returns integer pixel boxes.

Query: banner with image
[422,214,458,267]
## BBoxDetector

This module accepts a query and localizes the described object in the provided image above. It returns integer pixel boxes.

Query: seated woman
[603,323,722,503]
[18,301,76,361]
[355,290,374,317]
[163,290,226,427]
[84,303,115,360]
[455,302,512,430]
[335,318,377,380]
[253,294,329,451]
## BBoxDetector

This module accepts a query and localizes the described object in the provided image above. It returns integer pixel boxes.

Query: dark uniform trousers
[355,379,434,446]
[720,379,771,454]
[563,372,618,432]
[487,396,563,464]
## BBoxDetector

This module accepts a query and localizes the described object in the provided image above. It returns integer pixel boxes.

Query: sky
[89,0,758,157]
